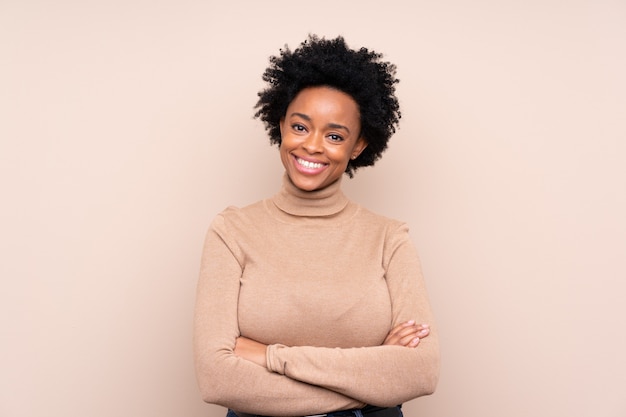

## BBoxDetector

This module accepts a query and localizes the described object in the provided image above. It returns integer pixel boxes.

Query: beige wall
[1,1,624,416]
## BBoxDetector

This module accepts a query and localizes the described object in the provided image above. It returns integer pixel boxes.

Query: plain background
[1,1,625,416]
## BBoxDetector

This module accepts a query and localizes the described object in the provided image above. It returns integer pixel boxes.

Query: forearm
[195,349,365,415]
[229,332,438,406]
[265,334,439,406]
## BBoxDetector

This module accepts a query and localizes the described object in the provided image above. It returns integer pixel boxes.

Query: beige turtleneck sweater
[194,174,439,416]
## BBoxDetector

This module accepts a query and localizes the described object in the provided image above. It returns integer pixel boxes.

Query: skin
[279,86,368,192]
[234,85,430,366]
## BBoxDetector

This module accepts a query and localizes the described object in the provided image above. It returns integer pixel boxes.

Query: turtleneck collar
[271,172,349,217]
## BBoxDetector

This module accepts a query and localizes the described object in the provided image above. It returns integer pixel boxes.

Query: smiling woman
[279,87,367,191]
[193,35,440,417]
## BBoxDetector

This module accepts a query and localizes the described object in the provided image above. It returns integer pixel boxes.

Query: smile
[296,157,326,169]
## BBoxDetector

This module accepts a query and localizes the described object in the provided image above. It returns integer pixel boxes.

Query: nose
[302,131,323,154]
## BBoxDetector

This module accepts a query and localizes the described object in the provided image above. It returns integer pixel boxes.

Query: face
[279,86,367,191]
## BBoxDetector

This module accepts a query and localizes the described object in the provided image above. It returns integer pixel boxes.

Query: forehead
[286,86,360,122]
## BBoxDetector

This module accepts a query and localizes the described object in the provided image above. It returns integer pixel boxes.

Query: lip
[292,154,328,175]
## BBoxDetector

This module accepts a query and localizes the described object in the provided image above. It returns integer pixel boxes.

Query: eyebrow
[289,112,351,134]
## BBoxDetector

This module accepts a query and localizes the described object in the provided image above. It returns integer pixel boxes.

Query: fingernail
[407,320,415,325]
[412,337,420,344]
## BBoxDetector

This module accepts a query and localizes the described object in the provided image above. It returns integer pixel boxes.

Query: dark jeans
[226,405,403,417]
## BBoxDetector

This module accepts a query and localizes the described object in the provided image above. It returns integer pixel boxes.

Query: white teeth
[296,157,324,169]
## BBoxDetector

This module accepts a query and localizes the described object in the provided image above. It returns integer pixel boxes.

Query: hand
[234,336,268,367]
[383,320,430,348]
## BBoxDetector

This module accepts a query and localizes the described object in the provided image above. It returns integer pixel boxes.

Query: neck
[271,172,349,217]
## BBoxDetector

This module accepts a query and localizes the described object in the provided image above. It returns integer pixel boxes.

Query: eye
[291,123,306,132]
[328,134,344,142]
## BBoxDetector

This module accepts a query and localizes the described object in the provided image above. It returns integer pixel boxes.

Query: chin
[288,174,321,191]
[293,180,320,191]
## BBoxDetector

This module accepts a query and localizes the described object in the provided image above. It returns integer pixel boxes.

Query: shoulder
[210,199,269,232]
[353,203,409,235]
[351,203,415,259]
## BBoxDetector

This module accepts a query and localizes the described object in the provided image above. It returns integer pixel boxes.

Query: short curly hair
[254,34,401,177]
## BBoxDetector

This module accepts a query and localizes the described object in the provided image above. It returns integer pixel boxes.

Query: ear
[351,136,368,160]
[279,117,285,135]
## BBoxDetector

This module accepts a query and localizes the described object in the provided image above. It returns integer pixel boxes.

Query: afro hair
[254,34,401,177]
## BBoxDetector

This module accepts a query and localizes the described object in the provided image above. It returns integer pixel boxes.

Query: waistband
[234,405,401,417]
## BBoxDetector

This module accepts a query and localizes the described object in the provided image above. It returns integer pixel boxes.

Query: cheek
[279,130,296,147]
[279,143,292,166]
[328,147,352,164]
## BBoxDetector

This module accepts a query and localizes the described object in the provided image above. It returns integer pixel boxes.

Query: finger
[385,327,417,344]
[384,331,412,345]
[407,326,430,344]
[396,333,421,347]
[393,326,420,340]
[417,326,430,338]
[384,321,432,346]
[392,321,430,335]
[388,324,431,346]
[408,336,420,347]
[387,320,416,337]
[409,324,430,338]
[385,329,420,346]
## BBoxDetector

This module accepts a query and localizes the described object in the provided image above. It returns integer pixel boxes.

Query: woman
[194,35,440,417]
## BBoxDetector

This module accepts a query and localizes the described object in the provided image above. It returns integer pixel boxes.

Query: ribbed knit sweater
[194,174,440,416]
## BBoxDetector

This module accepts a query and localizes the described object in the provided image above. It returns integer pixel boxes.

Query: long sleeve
[193,216,365,416]
[264,224,440,406]
[194,175,440,414]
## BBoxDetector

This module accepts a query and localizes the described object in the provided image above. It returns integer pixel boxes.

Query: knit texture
[194,173,440,416]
